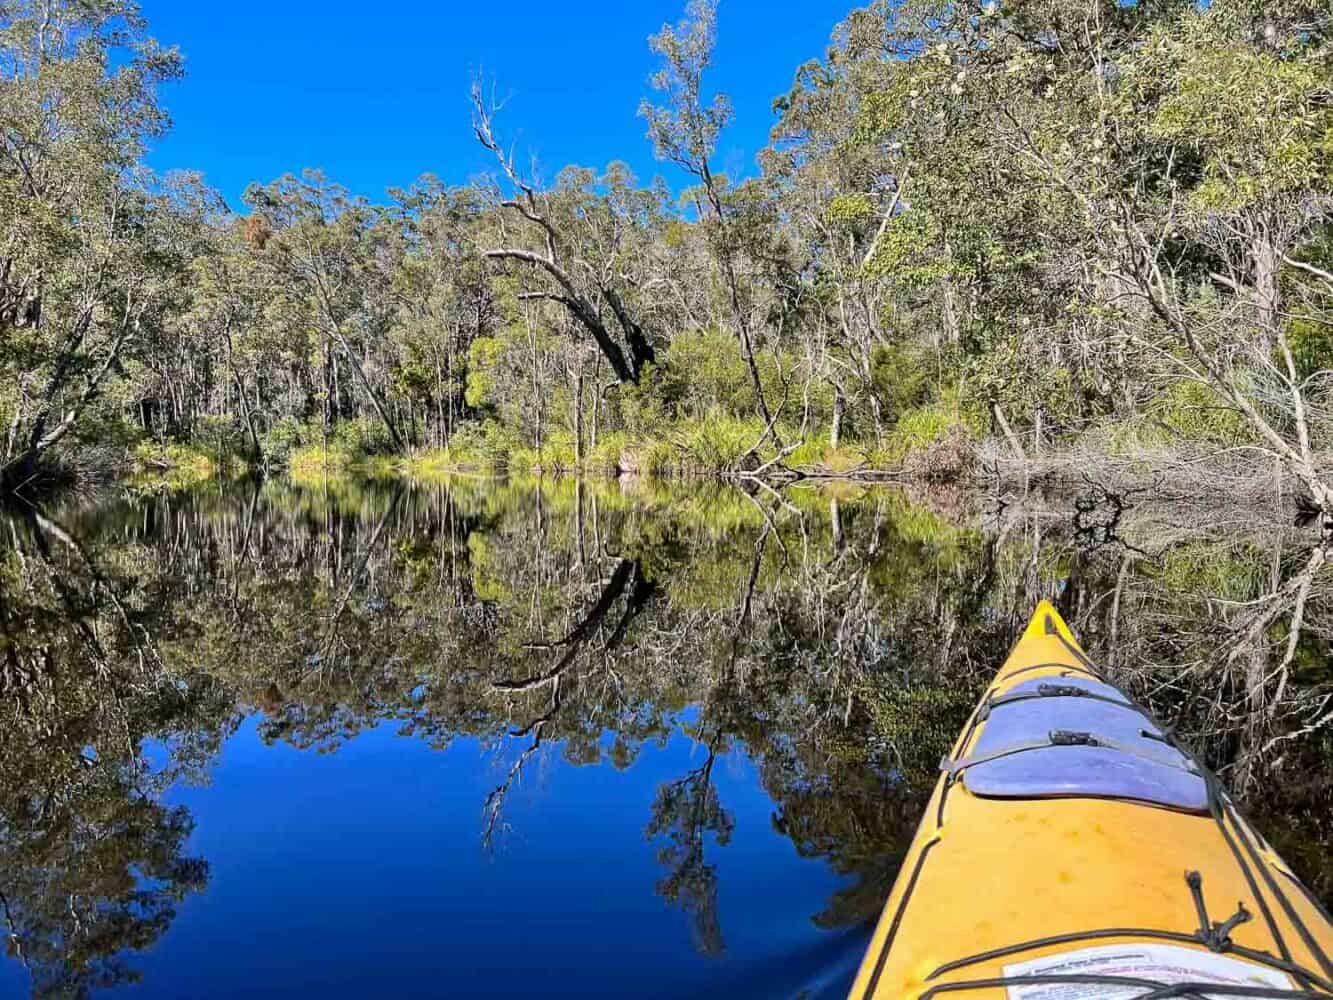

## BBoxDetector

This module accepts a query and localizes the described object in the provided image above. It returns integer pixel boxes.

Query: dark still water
[0,476,1328,998]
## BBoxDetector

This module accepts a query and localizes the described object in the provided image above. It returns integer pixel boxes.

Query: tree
[0,0,185,487]
[385,179,495,447]
[471,86,660,386]
[244,172,406,450]
[641,0,778,435]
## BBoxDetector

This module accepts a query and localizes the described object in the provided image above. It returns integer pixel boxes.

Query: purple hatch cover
[961,676,1209,813]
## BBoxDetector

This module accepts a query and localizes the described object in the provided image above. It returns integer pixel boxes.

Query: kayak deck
[850,602,1333,999]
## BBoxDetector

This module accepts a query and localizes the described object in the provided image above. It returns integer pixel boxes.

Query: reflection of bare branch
[735,524,770,637]
[1224,544,1328,704]
[1261,693,1333,757]
[499,559,655,691]
[482,677,561,851]
[28,511,156,675]
[0,890,27,969]
[311,488,401,680]
[484,558,658,844]
[1269,547,1324,709]
[518,561,634,656]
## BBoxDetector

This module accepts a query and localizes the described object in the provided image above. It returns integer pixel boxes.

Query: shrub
[588,431,634,474]
[1145,380,1251,446]
[870,341,935,422]
[639,438,679,477]
[261,417,304,465]
[288,444,356,484]
[903,423,974,483]
[332,416,395,456]
[681,412,763,472]
[1287,318,1333,382]
[876,389,980,474]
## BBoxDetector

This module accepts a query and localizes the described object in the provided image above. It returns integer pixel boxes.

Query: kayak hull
[850,602,1333,999]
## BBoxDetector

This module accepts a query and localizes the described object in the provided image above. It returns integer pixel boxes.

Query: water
[0,475,1327,998]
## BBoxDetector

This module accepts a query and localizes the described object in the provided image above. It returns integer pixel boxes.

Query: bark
[494,250,636,383]
[573,365,585,466]
[603,286,656,379]
[993,403,1027,464]
[328,326,405,451]
[1251,229,1281,352]
[2,305,137,489]
[222,322,263,464]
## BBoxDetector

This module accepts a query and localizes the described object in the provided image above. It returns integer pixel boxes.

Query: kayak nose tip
[1020,599,1081,649]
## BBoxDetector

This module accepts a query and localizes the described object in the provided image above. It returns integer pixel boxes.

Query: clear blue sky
[139,1,853,209]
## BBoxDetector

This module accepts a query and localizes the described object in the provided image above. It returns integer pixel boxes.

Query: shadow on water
[0,474,1328,996]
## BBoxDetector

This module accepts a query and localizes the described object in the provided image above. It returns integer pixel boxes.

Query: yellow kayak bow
[851,601,1333,999]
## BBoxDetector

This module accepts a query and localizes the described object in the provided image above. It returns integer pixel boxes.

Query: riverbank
[22,402,1316,516]
[111,404,976,492]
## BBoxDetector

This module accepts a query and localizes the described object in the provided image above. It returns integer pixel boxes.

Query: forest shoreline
[104,420,1322,519]
[3,0,1329,539]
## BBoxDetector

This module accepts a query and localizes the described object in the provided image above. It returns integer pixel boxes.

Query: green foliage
[858,681,974,785]
[1144,380,1253,447]
[1148,542,1268,605]
[288,445,357,485]
[680,412,764,473]
[587,431,636,474]
[876,390,979,469]
[509,431,579,474]
[332,415,396,456]
[964,334,1084,428]
[870,342,935,422]
[784,441,869,474]
[465,337,503,410]
[1132,23,1332,210]
[1286,319,1333,383]
[7,0,1328,494]
[261,417,306,466]
[130,442,239,488]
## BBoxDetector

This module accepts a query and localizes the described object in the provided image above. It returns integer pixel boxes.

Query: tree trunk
[591,354,602,454]
[222,324,263,465]
[329,327,405,451]
[1252,230,1281,353]
[574,364,585,467]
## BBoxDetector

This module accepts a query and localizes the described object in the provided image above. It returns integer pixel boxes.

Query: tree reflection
[0,507,223,997]
[0,471,1327,993]
[646,736,732,957]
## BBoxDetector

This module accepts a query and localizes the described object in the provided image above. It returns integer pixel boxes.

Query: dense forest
[1,0,1330,494]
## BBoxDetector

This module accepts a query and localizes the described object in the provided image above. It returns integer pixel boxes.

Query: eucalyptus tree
[243,172,406,449]
[765,20,916,444]
[471,88,663,387]
[183,216,281,461]
[386,178,496,446]
[0,0,186,487]
[641,0,778,434]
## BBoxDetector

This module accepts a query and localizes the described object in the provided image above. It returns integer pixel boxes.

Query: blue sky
[139,1,854,209]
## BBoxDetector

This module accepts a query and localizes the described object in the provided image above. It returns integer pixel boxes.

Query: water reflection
[0,475,1328,996]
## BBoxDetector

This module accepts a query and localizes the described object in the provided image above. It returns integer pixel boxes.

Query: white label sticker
[1003,942,1293,999]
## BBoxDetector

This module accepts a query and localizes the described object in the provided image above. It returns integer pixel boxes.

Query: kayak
[850,601,1333,999]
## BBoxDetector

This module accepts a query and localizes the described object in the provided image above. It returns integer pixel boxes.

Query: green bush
[875,389,980,470]
[681,412,764,472]
[1145,380,1251,446]
[870,341,935,422]
[332,416,395,456]
[261,417,305,464]
[587,431,634,473]
[1286,318,1333,382]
